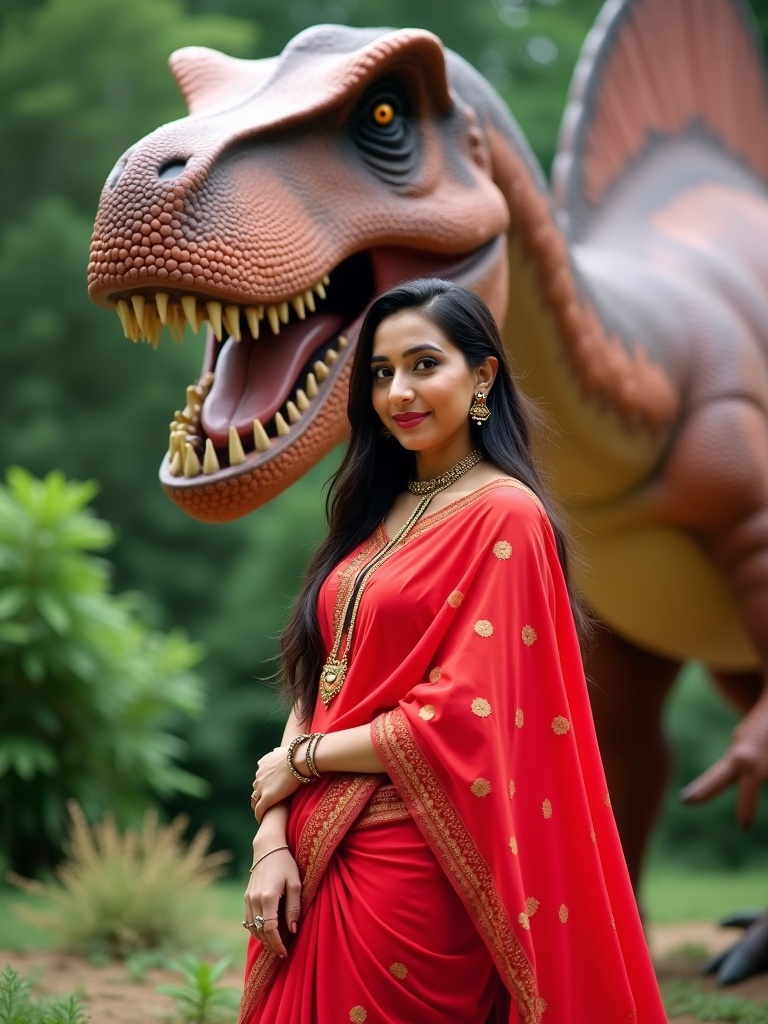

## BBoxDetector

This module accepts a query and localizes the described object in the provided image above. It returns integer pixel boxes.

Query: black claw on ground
[701,910,768,985]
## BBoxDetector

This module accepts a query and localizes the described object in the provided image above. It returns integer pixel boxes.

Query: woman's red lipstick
[392,412,429,428]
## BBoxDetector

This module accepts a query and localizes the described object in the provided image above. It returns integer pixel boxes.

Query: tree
[0,467,209,873]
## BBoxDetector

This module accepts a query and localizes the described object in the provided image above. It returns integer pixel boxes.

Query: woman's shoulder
[470,476,546,521]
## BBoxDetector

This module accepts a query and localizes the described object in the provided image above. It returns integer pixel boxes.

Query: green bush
[0,467,207,872]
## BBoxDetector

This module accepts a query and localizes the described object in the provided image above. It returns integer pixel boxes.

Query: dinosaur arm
[680,692,768,827]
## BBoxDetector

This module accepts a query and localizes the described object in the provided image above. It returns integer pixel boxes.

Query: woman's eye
[415,357,438,370]
[373,366,393,379]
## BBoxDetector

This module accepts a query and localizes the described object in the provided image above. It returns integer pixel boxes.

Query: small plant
[157,955,240,1024]
[662,978,768,1023]
[9,801,230,959]
[0,964,90,1023]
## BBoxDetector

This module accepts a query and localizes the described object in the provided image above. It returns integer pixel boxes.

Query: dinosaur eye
[373,102,395,126]
[352,82,418,187]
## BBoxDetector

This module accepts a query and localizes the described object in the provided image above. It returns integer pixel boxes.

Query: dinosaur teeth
[286,400,301,425]
[183,442,202,477]
[274,411,290,437]
[245,307,261,339]
[131,294,146,330]
[228,425,246,465]
[324,348,338,365]
[313,359,330,381]
[203,438,220,474]
[295,388,310,412]
[305,372,319,398]
[206,301,223,341]
[224,305,241,341]
[170,450,183,476]
[181,295,200,333]
[155,292,169,323]
[338,334,348,349]
[115,271,334,345]
[253,418,270,451]
[266,304,280,335]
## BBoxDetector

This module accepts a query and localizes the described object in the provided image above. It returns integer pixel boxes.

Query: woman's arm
[250,723,385,821]
[294,724,385,776]
[250,706,309,847]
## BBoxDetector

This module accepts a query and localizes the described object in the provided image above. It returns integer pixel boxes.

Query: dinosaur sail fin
[553,0,768,237]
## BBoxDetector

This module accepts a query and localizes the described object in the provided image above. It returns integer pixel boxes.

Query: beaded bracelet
[305,732,325,778]
[286,734,313,783]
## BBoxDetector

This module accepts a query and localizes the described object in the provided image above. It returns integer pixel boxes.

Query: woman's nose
[388,371,414,403]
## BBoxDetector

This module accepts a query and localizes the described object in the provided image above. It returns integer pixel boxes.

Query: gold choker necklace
[407,450,483,495]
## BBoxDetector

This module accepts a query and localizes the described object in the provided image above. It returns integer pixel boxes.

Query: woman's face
[370,309,496,458]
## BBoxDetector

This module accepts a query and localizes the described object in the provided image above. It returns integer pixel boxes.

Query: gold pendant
[320,656,347,707]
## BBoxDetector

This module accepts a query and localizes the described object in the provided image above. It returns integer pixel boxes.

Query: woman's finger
[259,894,287,958]
[285,876,302,935]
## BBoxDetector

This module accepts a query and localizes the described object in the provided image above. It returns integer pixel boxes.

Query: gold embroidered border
[238,773,382,1022]
[350,783,410,830]
[384,479,544,551]
[372,710,542,1024]
[333,527,387,634]
[297,773,383,899]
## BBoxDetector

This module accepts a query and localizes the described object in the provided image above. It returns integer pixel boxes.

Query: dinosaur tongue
[201,314,345,446]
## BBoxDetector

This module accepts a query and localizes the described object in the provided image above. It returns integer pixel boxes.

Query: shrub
[157,955,240,1024]
[0,467,207,871]
[0,965,89,1024]
[10,801,230,959]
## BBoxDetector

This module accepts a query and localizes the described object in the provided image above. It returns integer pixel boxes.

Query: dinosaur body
[89,0,768,889]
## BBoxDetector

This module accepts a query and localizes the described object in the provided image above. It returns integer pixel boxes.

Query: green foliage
[0,965,89,1024]
[157,956,240,1024]
[10,802,229,959]
[662,979,768,1023]
[0,468,207,871]
[0,0,258,220]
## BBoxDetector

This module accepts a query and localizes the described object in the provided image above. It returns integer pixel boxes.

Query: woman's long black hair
[281,278,590,717]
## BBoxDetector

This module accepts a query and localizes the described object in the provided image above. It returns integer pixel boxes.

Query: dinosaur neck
[487,127,677,506]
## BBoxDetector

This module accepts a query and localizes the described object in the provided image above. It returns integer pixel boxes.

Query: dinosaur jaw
[112,237,504,522]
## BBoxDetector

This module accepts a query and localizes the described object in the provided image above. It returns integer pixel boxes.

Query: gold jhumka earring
[469,390,491,425]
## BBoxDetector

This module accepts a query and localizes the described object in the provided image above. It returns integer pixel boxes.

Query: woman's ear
[475,356,498,392]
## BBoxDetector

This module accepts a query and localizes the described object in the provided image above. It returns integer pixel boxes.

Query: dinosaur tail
[553,0,768,238]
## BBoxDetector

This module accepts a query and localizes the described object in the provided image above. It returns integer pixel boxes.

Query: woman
[241,279,667,1023]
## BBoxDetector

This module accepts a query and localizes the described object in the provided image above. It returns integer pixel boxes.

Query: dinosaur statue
[88,0,768,981]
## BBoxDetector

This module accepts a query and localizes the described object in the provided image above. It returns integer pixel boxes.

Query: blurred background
[2,0,768,879]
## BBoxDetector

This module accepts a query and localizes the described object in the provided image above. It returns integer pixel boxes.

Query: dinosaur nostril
[158,159,190,180]
[106,153,130,189]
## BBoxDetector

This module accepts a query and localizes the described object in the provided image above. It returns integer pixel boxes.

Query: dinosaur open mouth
[109,239,502,483]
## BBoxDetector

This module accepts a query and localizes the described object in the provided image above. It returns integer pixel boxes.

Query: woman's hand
[250,744,307,822]
[243,846,302,959]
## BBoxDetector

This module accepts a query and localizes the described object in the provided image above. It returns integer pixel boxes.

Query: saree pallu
[240,481,668,1024]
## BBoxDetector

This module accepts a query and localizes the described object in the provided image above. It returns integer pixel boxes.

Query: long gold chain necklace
[319,451,483,707]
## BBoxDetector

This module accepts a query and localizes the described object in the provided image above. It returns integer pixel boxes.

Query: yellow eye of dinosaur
[373,103,395,126]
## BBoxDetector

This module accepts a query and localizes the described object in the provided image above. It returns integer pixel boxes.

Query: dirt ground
[3,922,768,1023]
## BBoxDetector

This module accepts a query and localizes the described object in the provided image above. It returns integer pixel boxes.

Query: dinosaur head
[88,26,510,521]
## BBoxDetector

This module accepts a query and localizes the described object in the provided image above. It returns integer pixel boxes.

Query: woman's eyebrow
[370,344,444,363]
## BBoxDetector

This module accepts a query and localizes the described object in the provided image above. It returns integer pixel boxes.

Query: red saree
[240,481,667,1023]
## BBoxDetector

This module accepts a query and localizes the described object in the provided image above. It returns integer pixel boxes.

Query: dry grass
[8,801,230,959]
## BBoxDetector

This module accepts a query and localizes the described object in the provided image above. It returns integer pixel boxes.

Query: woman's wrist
[253,805,288,851]
[291,739,312,778]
